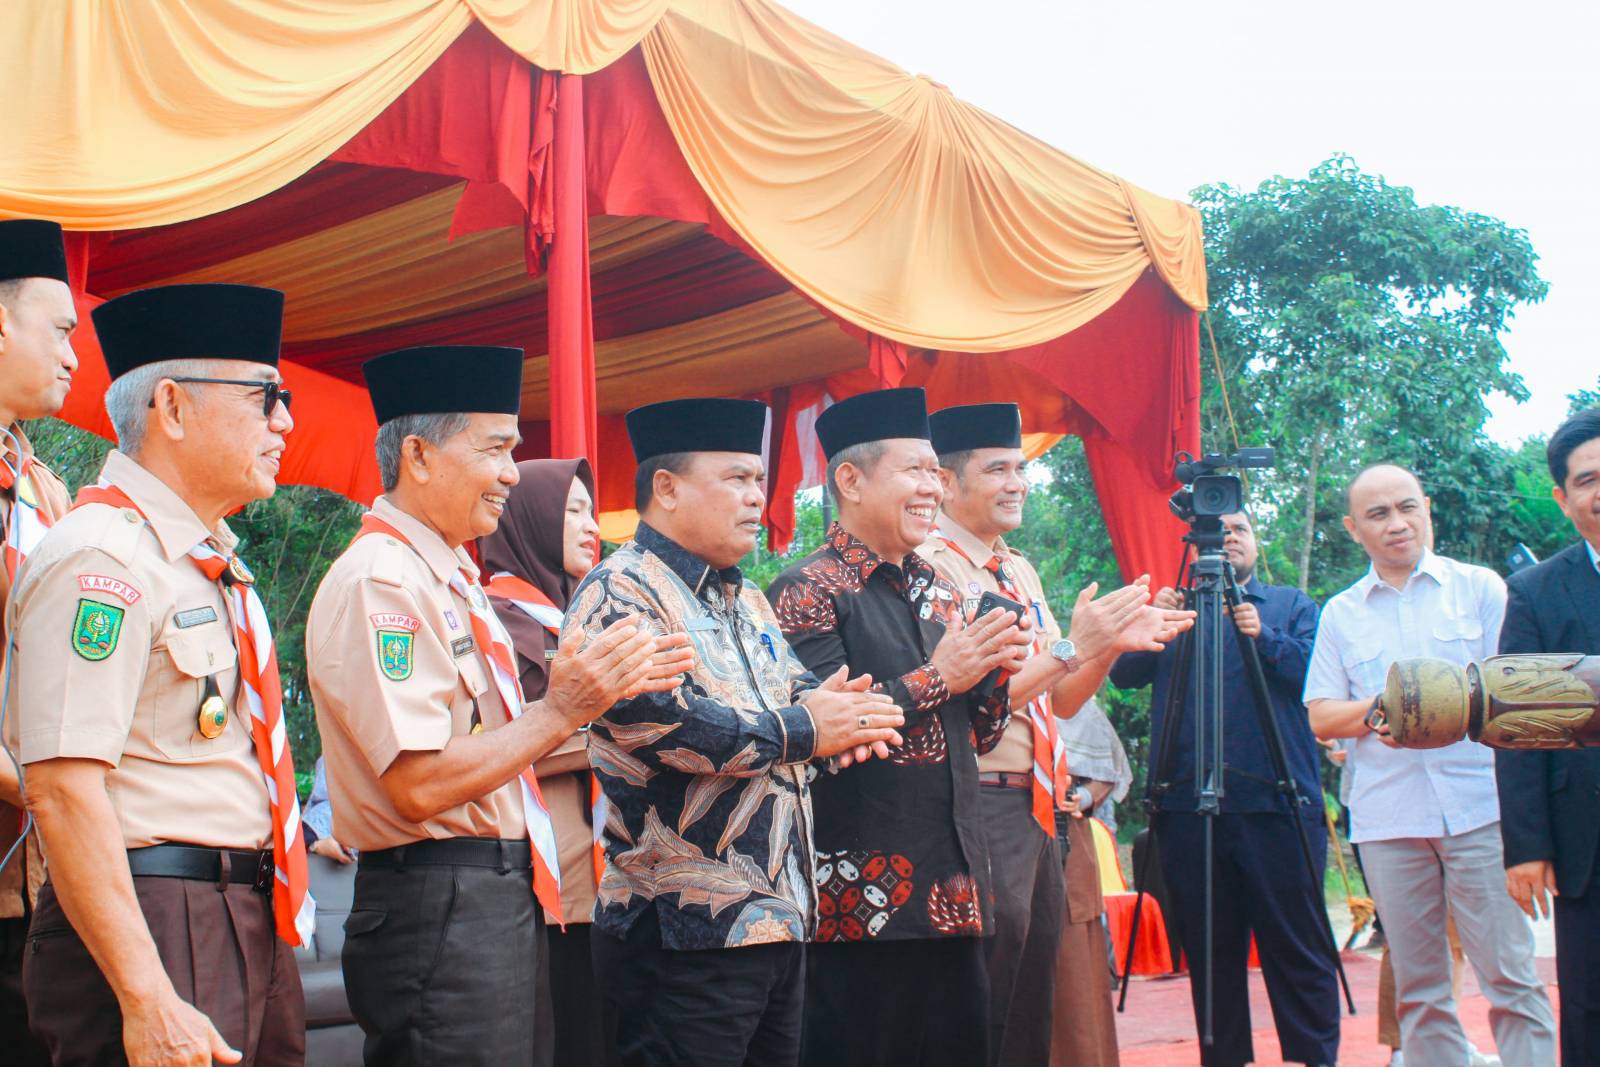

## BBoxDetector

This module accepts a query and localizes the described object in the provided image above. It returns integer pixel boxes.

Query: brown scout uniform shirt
[0,426,70,916]
[6,450,271,852]
[916,513,1064,776]
[305,496,525,852]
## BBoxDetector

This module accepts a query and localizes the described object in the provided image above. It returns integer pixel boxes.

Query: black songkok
[929,403,1023,456]
[814,387,930,460]
[362,345,525,425]
[626,398,769,462]
[0,219,69,285]
[91,284,284,381]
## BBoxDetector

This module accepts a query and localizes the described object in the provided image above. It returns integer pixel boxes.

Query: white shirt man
[1306,464,1554,1067]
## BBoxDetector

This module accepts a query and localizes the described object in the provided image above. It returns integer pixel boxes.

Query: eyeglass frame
[146,376,293,418]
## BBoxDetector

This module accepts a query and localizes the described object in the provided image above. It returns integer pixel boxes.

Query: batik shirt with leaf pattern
[766,523,1010,942]
[562,523,820,951]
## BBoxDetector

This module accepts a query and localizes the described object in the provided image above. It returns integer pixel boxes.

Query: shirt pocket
[1337,640,1387,697]
[455,655,491,734]
[1430,612,1485,664]
[152,627,241,760]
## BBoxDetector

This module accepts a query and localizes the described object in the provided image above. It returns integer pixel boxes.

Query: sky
[783,0,1598,445]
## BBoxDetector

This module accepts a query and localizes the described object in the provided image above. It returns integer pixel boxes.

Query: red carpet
[1115,952,1560,1065]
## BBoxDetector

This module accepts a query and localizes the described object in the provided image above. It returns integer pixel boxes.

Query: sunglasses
[151,376,293,418]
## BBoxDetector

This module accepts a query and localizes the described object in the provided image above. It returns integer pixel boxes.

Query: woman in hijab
[480,458,611,1066]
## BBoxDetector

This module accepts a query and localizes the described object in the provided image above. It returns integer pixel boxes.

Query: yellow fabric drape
[641,0,1206,351]
[0,1,664,230]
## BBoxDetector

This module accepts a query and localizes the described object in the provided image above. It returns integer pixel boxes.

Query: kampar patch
[370,612,421,633]
[72,599,125,661]
[77,574,142,606]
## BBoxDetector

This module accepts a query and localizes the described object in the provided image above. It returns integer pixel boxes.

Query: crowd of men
[0,214,1593,1067]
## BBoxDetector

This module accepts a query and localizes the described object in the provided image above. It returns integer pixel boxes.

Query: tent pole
[548,72,598,467]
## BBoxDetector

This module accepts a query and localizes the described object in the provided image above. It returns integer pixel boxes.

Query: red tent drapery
[58,24,1199,588]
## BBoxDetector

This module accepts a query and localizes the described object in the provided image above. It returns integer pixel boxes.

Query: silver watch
[1049,637,1079,672]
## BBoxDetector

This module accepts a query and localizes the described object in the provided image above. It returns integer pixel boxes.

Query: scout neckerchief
[74,484,314,946]
[933,528,1068,835]
[359,517,564,918]
[0,431,54,587]
[483,570,609,888]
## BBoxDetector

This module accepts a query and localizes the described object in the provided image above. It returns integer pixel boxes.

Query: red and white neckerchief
[934,529,1069,835]
[483,571,609,888]
[75,484,314,946]
[361,518,563,918]
[0,445,55,587]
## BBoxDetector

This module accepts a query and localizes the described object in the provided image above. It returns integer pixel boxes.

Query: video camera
[1168,448,1275,523]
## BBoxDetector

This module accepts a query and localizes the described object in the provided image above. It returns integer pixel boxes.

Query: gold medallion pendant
[198,677,228,738]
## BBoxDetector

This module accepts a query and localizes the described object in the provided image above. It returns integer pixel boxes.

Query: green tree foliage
[1195,156,1553,599]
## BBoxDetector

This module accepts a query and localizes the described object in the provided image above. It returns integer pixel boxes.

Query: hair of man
[1548,408,1600,487]
[935,448,974,482]
[634,450,696,514]
[103,357,225,456]
[374,411,471,491]
[826,440,886,499]
[1344,462,1425,513]
[0,278,25,311]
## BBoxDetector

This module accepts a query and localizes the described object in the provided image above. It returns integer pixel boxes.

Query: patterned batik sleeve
[562,567,817,778]
[969,684,1010,755]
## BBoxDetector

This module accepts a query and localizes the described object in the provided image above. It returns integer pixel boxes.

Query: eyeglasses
[149,377,292,418]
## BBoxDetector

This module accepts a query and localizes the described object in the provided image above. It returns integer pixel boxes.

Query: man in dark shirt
[567,397,903,1067]
[1109,512,1338,1067]
[1496,408,1600,1065]
[768,387,1032,1067]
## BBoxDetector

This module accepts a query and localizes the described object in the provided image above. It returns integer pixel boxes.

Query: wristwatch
[1049,637,1080,674]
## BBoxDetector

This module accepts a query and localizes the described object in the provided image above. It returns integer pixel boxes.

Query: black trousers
[803,936,989,1067]
[979,787,1064,1067]
[1,916,49,1067]
[342,858,542,1066]
[1155,811,1340,1067]
[1556,886,1600,1066]
[592,906,804,1067]
[535,922,619,1067]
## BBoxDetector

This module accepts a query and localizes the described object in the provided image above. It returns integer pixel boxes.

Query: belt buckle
[254,851,275,895]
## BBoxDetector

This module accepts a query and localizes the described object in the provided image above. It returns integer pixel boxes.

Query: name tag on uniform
[451,636,475,658]
[685,618,719,632]
[173,606,219,629]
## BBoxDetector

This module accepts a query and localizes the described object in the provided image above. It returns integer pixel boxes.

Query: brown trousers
[1049,816,1119,1067]
[23,877,304,1066]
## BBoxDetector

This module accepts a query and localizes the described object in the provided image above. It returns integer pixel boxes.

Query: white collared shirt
[1588,540,1599,575]
[1304,550,1506,843]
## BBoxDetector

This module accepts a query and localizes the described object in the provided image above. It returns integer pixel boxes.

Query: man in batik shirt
[566,397,903,1067]
[767,387,1032,1067]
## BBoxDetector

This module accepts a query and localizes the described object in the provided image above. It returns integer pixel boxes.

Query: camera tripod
[1115,535,1355,1048]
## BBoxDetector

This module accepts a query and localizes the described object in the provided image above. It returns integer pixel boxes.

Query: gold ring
[858,715,869,728]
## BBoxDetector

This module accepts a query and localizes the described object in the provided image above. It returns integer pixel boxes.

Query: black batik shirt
[563,523,821,951]
[766,522,1009,942]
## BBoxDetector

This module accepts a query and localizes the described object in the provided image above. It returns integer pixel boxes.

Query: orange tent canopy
[7,1,1202,585]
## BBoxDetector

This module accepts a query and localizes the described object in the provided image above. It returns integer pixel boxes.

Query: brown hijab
[479,457,595,699]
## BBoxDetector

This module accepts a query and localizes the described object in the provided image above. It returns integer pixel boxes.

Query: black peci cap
[90,284,284,380]
[0,220,69,285]
[362,345,524,425]
[930,403,1023,456]
[814,387,930,460]
[626,398,769,462]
